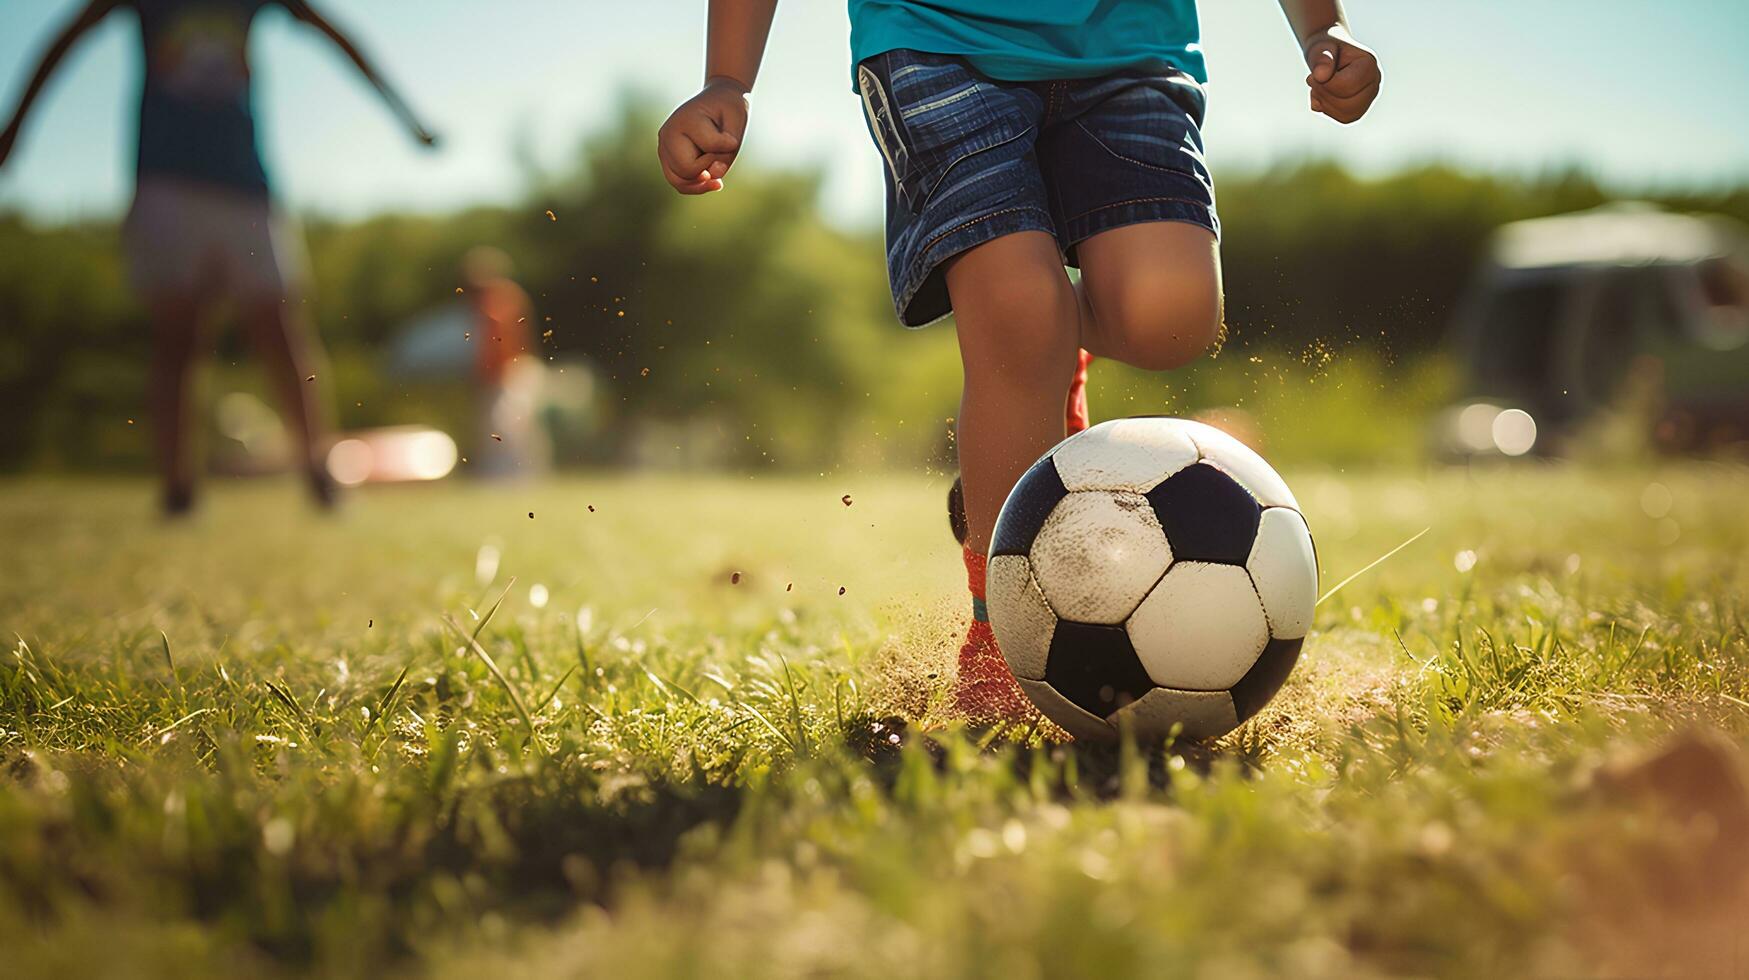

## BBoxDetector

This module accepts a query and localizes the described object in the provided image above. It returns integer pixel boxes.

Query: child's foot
[307,464,341,511]
[946,348,1093,546]
[954,618,1032,725]
[161,483,196,519]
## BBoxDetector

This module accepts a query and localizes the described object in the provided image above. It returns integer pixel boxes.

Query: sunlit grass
[2,465,1747,977]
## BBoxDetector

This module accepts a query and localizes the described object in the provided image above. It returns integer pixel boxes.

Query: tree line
[3,101,1743,471]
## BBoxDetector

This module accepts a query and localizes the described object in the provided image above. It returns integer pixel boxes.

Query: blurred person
[658,0,1381,722]
[461,246,547,479]
[0,0,438,515]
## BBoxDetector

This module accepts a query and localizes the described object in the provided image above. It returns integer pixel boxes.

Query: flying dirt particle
[528,512,535,519]
[731,572,741,585]
[304,375,316,382]
[587,505,595,512]
[838,586,846,596]
[786,583,793,592]
[455,287,464,294]
[368,619,373,628]
[841,494,853,507]
[640,367,650,377]
[617,311,626,318]
[491,433,503,442]
[545,209,557,221]
[543,329,553,339]
[126,418,135,425]
[464,332,471,340]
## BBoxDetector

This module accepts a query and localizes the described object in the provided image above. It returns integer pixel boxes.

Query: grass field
[3,466,1748,978]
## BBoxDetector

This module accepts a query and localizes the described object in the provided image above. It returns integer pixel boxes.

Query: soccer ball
[987,417,1317,742]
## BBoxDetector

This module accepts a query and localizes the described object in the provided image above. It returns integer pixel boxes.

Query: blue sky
[2,0,1746,228]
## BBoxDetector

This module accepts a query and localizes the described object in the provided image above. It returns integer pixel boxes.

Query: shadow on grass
[842,712,1237,799]
[1,751,746,967]
[3,703,1259,971]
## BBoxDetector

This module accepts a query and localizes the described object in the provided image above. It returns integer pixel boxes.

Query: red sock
[956,547,1029,722]
[1066,349,1093,435]
[964,546,989,621]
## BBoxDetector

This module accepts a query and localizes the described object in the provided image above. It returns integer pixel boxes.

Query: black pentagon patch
[1145,462,1261,565]
[1043,621,1156,718]
[1230,636,1303,722]
[990,453,1069,558]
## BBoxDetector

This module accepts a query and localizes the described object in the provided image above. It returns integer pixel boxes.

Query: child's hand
[657,78,748,194]
[1302,26,1380,124]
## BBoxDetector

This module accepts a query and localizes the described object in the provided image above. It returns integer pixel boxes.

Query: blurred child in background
[461,246,547,480]
[0,0,437,514]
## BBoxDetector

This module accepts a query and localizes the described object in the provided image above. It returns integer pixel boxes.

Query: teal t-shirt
[849,0,1206,85]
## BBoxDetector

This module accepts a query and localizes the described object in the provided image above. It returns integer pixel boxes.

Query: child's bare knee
[1100,276,1222,371]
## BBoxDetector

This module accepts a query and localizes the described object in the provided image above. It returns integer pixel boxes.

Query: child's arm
[657,0,779,194]
[282,0,439,147]
[1276,0,1381,124]
[0,0,122,169]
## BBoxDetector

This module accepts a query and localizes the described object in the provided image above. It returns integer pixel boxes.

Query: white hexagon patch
[986,554,1056,680]
[1110,687,1241,742]
[1247,508,1318,639]
[1050,418,1199,493]
[1029,491,1172,625]
[1126,561,1270,690]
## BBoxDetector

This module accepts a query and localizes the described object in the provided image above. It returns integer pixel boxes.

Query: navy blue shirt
[128,0,276,195]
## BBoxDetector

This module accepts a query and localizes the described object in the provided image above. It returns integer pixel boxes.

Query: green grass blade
[472,577,518,644]
[443,614,536,741]
[1317,526,1431,607]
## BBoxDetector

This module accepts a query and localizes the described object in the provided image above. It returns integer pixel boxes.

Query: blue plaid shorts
[857,49,1219,327]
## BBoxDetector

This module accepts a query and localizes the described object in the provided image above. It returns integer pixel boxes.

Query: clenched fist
[657,78,750,194]
[1303,26,1381,124]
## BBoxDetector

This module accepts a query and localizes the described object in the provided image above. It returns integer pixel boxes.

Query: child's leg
[1074,223,1223,370]
[945,230,1080,723]
[242,296,337,506]
[147,293,206,515]
[945,346,1093,547]
[945,231,1083,554]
